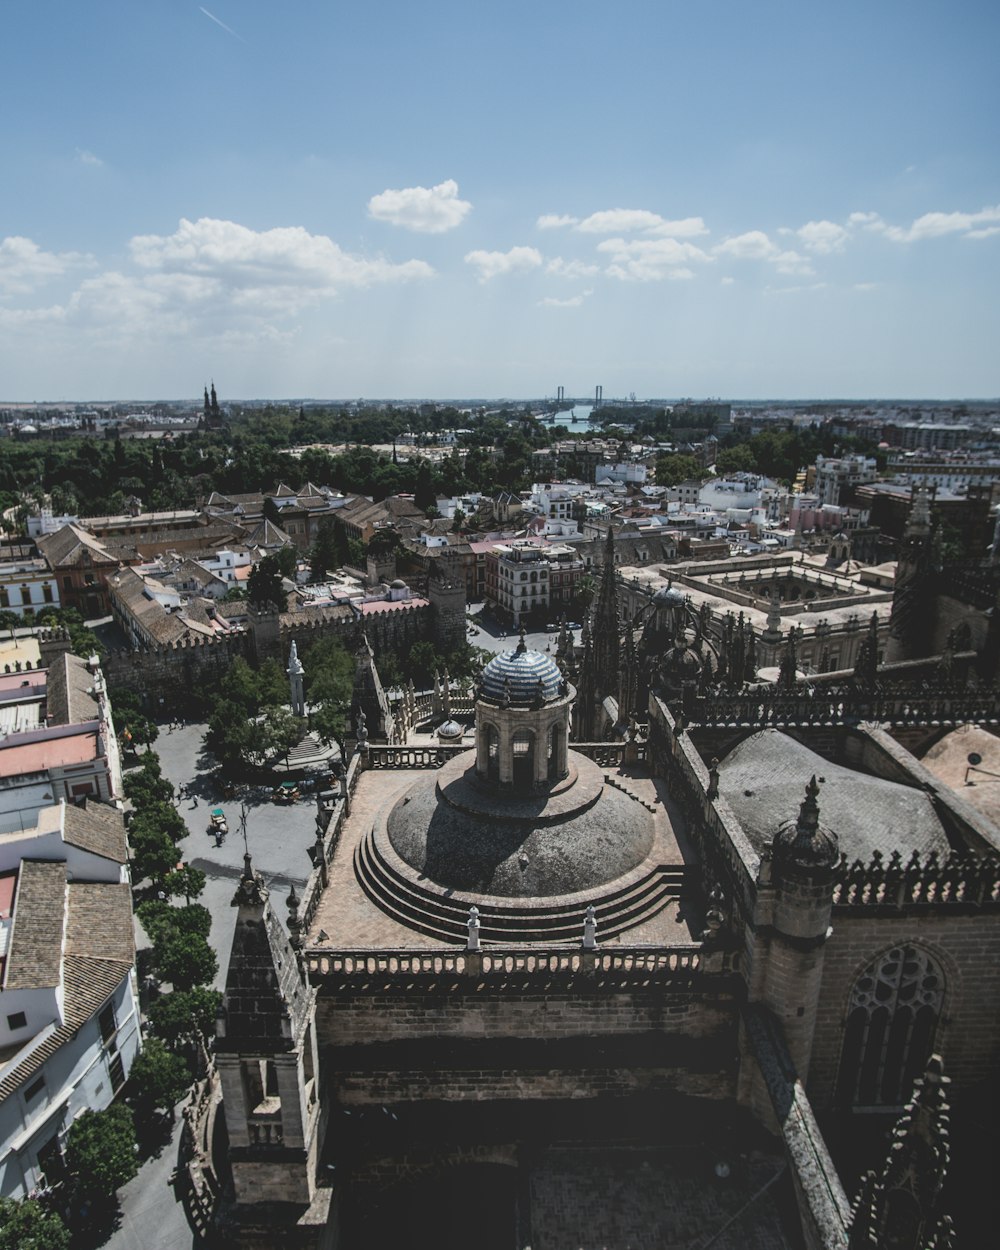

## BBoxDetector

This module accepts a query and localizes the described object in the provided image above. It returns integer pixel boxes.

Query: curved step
[354,827,690,944]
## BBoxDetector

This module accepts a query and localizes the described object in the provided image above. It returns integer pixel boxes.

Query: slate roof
[62,802,128,864]
[44,652,99,726]
[717,729,950,863]
[4,861,66,989]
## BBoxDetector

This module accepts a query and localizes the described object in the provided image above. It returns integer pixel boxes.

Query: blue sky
[1,1,998,400]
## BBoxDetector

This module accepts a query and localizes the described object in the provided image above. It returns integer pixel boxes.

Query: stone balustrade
[833,849,1000,910]
[305,944,712,981]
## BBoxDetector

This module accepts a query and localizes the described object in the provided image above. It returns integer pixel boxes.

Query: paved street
[466,603,577,661]
[148,720,317,988]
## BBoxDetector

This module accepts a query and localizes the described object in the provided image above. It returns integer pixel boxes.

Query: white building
[813,454,878,506]
[0,548,61,618]
[0,800,138,1199]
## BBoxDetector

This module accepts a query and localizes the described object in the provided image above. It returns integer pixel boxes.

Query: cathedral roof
[717,730,950,863]
[480,642,563,704]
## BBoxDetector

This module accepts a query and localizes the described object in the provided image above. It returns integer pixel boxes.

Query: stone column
[274,1054,307,1149]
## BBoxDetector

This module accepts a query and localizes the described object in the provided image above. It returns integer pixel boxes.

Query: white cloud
[597,236,710,282]
[864,204,1000,243]
[539,290,593,308]
[75,148,103,167]
[713,230,776,260]
[646,216,710,238]
[721,276,735,286]
[367,179,472,233]
[576,208,708,237]
[797,219,849,254]
[129,217,433,311]
[536,214,579,229]
[848,211,884,230]
[546,257,600,278]
[464,246,543,282]
[854,282,878,291]
[0,236,95,296]
[713,231,814,276]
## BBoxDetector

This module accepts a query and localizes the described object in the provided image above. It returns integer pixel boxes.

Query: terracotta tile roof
[0,954,130,1103]
[4,861,66,989]
[37,524,117,570]
[44,653,99,726]
[62,802,128,864]
[65,881,135,964]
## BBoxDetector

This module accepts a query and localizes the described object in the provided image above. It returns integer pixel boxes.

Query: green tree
[163,864,206,906]
[147,987,222,1050]
[153,928,218,991]
[262,704,302,764]
[127,1038,191,1114]
[714,443,758,475]
[0,1198,70,1250]
[130,824,179,885]
[309,518,338,582]
[654,454,709,487]
[123,754,174,807]
[65,1105,138,1199]
[138,901,212,945]
[247,555,285,609]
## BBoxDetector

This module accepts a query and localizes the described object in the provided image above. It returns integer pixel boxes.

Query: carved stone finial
[466,905,481,952]
[582,904,598,951]
[232,852,268,907]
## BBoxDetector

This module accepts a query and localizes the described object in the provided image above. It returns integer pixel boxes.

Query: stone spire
[218,853,309,1054]
[777,628,799,689]
[888,485,939,663]
[774,776,839,870]
[849,1054,955,1250]
[852,611,881,688]
[350,631,391,743]
[590,525,621,701]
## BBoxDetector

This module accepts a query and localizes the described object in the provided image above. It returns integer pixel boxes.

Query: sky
[1,1,998,402]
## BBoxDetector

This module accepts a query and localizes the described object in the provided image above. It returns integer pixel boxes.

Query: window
[98,1003,117,1044]
[63,576,73,591]
[0,588,7,608]
[20,586,31,605]
[7,1011,27,1030]
[25,1076,45,1103]
[838,945,942,1107]
[43,583,54,603]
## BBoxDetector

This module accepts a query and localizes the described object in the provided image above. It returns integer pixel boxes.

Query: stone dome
[653,584,686,608]
[390,577,407,589]
[436,718,463,740]
[384,752,655,899]
[480,643,563,705]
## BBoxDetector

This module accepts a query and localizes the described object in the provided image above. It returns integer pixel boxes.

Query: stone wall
[103,633,255,705]
[807,909,1000,1109]
[318,983,740,1105]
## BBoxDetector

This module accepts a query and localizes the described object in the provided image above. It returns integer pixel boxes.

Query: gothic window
[838,945,943,1107]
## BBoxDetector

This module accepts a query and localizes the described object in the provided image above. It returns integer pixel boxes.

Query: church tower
[215,855,325,1222]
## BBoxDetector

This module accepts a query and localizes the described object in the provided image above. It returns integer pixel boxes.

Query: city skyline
[1,1,998,400]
